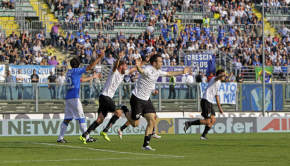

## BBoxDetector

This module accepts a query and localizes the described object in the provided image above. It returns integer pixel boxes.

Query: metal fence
[0,82,289,113]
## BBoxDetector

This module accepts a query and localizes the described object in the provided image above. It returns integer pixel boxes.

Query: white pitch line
[36,142,184,158]
[0,157,149,164]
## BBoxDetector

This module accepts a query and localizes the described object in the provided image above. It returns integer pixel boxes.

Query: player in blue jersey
[57,49,105,143]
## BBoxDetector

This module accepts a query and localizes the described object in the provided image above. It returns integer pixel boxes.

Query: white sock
[80,122,89,139]
[58,122,68,140]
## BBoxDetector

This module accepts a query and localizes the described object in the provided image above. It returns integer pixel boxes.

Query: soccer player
[80,51,137,143]
[183,69,225,140]
[57,49,105,143]
[125,54,191,151]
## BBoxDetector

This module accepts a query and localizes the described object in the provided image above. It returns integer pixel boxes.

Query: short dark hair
[149,54,162,65]
[70,57,81,68]
[216,69,225,76]
[118,60,127,68]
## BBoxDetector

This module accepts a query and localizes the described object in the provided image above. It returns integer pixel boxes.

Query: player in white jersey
[57,50,105,143]
[80,51,137,143]
[124,54,191,151]
[184,69,225,140]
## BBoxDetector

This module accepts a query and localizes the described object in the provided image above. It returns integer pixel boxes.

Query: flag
[206,55,216,77]
[255,67,273,83]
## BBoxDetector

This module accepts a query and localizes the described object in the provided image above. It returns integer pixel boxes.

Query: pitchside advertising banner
[1,117,289,136]
[9,65,55,84]
[200,82,237,104]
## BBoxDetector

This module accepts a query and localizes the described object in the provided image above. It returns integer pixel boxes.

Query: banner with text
[184,53,213,73]
[0,65,5,82]
[8,65,55,84]
[200,82,237,104]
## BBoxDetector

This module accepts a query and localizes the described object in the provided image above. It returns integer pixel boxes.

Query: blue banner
[9,65,55,84]
[200,82,237,104]
[184,53,213,73]
[242,84,283,111]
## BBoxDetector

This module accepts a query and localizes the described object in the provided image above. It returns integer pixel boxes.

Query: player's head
[216,69,226,81]
[150,54,163,70]
[118,60,128,74]
[70,57,81,68]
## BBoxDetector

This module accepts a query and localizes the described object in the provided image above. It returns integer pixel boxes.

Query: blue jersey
[65,67,86,99]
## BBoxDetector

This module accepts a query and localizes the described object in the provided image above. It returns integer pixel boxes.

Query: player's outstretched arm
[86,48,105,71]
[135,58,145,75]
[215,95,224,114]
[81,73,101,82]
[166,67,192,76]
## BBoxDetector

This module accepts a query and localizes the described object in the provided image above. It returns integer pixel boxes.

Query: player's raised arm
[135,58,145,75]
[166,67,192,76]
[86,48,105,71]
[113,51,125,72]
[81,73,101,82]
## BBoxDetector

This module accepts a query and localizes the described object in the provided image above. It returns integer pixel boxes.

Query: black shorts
[200,99,215,119]
[98,95,116,117]
[130,94,155,120]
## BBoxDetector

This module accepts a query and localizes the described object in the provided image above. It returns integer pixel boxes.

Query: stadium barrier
[0,117,289,136]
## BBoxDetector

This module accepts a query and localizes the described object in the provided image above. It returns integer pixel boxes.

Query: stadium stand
[0,0,289,113]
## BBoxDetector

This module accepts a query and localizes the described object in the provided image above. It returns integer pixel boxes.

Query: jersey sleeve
[158,70,168,77]
[76,67,87,75]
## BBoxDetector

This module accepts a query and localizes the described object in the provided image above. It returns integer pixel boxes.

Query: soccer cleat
[142,146,156,151]
[200,136,208,140]
[86,137,97,143]
[100,132,111,142]
[117,128,123,140]
[80,135,87,144]
[184,121,190,133]
[152,134,161,139]
[57,139,68,143]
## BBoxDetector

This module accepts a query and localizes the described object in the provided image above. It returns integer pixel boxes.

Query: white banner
[8,65,55,83]
[200,82,237,104]
[0,65,5,82]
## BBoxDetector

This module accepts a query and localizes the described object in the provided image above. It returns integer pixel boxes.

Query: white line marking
[36,142,184,158]
[0,157,148,164]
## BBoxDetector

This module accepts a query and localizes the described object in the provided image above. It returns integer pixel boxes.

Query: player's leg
[142,113,156,151]
[81,112,105,143]
[57,99,73,143]
[117,121,131,139]
[200,102,216,140]
[184,99,210,132]
[57,119,71,143]
[152,114,161,139]
[200,115,215,140]
[102,104,128,133]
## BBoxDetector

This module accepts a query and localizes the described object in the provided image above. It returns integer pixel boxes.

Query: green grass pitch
[0,133,289,166]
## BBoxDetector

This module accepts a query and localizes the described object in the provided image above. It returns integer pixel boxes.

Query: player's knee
[114,110,122,117]
[96,117,104,124]
[131,120,139,127]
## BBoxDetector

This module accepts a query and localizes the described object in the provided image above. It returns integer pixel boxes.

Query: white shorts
[64,98,85,120]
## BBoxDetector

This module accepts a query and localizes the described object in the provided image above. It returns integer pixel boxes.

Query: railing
[0,82,290,113]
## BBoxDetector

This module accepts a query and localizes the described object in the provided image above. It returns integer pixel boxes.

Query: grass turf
[0,133,289,166]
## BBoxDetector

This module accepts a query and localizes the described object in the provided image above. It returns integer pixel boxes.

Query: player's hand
[152,89,159,96]
[183,67,192,74]
[93,73,101,79]
[135,58,142,67]
[99,49,106,58]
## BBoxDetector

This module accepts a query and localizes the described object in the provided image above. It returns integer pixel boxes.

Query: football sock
[152,127,156,135]
[143,134,152,147]
[79,118,89,139]
[120,123,128,131]
[189,120,201,126]
[58,121,69,140]
[83,120,100,137]
[202,126,211,137]
[103,115,119,132]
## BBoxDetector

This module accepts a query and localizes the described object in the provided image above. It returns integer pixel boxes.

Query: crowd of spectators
[0,0,289,85]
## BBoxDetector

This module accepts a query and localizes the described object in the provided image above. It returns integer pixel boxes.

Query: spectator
[30,69,39,99]
[56,71,66,99]
[168,75,176,99]
[4,70,14,100]
[16,69,24,99]
[48,56,59,66]
[48,71,57,99]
